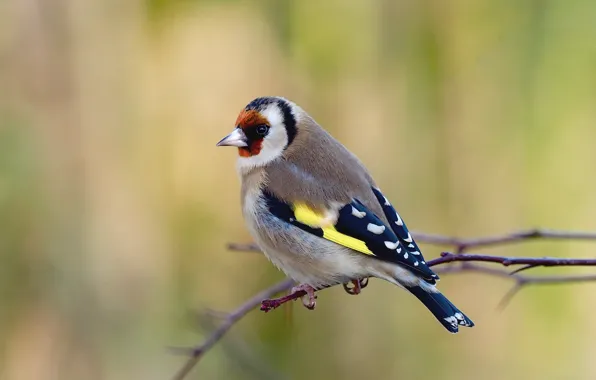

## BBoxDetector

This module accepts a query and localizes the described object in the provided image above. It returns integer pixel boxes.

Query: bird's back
[263,117,388,221]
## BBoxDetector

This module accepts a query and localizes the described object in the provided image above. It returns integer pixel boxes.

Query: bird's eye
[256,125,270,136]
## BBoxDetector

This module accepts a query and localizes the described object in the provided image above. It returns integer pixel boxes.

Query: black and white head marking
[236,97,299,172]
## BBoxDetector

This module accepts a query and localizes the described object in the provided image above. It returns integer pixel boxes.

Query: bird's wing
[262,188,438,284]
[369,187,439,280]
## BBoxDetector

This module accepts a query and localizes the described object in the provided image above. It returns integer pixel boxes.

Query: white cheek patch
[261,105,284,128]
[236,105,289,174]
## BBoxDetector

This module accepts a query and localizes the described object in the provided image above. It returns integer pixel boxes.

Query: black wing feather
[370,187,439,282]
[262,189,437,283]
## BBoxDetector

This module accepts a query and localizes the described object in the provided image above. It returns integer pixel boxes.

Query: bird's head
[217,96,300,171]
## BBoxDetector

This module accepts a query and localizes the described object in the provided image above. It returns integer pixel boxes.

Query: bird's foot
[343,278,369,295]
[292,283,318,309]
[260,283,318,312]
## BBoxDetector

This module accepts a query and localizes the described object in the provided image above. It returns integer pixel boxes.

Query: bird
[216,96,474,333]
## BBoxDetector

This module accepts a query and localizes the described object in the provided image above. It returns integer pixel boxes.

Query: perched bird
[217,96,474,333]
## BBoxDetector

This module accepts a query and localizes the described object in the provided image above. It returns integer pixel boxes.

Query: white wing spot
[395,212,404,226]
[404,233,413,243]
[414,261,419,266]
[403,252,408,259]
[383,196,390,206]
[384,241,399,250]
[396,247,402,253]
[367,223,385,235]
[411,250,421,255]
[421,261,426,264]
[455,313,464,320]
[408,244,415,248]
[351,206,366,218]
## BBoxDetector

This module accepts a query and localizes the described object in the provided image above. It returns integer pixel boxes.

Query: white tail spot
[444,316,458,328]
[395,212,404,226]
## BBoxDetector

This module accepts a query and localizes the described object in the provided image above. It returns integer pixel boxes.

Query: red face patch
[235,109,269,157]
[238,139,263,157]
[235,109,268,130]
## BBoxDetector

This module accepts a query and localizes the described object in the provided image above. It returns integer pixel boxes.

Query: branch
[171,279,294,380]
[433,229,596,251]
[257,251,596,313]
[173,228,596,380]
[430,251,596,267]
[228,229,596,254]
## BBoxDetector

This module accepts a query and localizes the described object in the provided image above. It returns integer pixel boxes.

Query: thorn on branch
[509,264,537,275]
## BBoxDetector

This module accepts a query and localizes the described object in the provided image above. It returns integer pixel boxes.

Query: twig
[229,229,596,254]
[497,283,524,310]
[415,229,596,250]
[171,279,294,380]
[173,228,596,380]
[430,252,596,267]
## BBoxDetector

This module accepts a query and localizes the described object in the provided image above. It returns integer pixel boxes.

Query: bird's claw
[343,278,369,295]
[292,284,317,309]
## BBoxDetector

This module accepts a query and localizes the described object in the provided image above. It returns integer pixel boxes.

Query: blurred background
[1,0,596,379]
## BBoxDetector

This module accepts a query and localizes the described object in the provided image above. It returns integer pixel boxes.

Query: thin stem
[429,252,596,267]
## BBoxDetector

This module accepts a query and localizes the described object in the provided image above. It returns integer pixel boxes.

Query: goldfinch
[217,96,474,333]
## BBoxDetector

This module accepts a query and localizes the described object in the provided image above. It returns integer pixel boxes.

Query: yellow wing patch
[292,203,375,256]
[292,203,326,227]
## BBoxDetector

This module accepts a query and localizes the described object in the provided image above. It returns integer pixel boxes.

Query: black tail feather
[407,286,474,333]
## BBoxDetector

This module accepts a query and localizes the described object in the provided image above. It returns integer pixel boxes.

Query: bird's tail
[407,285,474,333]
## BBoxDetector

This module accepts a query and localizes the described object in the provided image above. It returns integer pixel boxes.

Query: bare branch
[429,252,596,267]
[227,242,261,252]
[442,229,596,251]
[229,229,596,254]
[171,279,294,380]
[173,228,596,380]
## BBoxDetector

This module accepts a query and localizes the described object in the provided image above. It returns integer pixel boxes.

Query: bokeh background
[2,0,596,379]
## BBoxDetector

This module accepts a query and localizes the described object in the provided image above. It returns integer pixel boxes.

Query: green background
[1,0,596,379]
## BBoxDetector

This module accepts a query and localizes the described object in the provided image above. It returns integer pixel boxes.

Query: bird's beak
[216,128,248,147]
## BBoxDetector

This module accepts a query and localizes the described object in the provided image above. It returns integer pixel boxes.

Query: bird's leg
[343,278,369,295]
[260,283,318,312]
